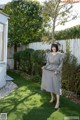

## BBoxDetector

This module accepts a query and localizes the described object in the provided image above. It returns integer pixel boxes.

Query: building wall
[0,24,3,61]
[0,23,6,88]
[0,13,8,88]
[0,63,6,88]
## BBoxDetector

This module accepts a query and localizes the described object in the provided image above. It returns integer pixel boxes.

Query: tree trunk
[51,0,60,44]
[52,18,56,44]
[14,43,17,70]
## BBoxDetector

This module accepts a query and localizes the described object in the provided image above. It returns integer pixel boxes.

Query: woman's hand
[54,71,58,74]
[41,66,44,70]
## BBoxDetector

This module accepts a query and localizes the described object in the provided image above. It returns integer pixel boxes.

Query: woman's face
[52,47,57,52]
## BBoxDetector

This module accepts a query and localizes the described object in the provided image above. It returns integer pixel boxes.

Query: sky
[0,0,80,31]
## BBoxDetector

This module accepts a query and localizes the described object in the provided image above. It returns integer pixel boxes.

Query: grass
[0,71,80,120]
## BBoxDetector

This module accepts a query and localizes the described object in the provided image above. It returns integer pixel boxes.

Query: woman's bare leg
[55,94,60,108]
[49,92,54,103]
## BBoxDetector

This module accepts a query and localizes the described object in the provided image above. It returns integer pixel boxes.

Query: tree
[3,0,43,69]
[42,0,77,43]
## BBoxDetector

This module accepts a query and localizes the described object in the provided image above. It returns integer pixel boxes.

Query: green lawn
[0,71,80,120]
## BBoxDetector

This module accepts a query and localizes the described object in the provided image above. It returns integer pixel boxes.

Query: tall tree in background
[3,0,43,69]
[42,0,77,43]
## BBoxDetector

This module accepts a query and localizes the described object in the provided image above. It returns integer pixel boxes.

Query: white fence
[7,39,80,69]
[27,39,80,63]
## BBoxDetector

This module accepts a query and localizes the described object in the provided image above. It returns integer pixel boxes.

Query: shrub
[31,50,46,75]
[19,48,34,74]
[30,75,41,82]
[62,53,80,95]
[14,48,34,73]
[14,49,46,75]
[73,65,80,95]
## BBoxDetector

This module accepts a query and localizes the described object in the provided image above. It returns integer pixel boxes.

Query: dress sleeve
[56,53,64,72]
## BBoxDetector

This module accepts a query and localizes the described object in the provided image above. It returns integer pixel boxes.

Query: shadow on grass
[0,71,79,120]
[22,95,80,120]
[23,102,55,120]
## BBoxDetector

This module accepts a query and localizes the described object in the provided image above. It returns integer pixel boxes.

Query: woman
[41,44,64,110]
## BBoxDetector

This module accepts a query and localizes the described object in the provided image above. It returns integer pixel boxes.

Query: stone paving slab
[6,75,14,81]
[0,81,18,99]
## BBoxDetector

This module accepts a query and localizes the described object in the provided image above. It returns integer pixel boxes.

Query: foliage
[73,65,80,95]
[14,48,34,73]
[42,0,77,43]
[66,40,70,54]
[14,48,46,75]
[62,53,80,95]
[30,74,41,82]
[3,0,43,69]
[62,53,77,90]
[3,0,43,46]
[31,50,46,75]
[55,25,80,40]
[62,40,80,95]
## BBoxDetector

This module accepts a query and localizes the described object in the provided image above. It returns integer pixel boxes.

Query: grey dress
[41,52,64,95]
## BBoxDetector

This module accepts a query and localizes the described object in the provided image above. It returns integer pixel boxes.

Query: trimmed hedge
[55,25,80,40]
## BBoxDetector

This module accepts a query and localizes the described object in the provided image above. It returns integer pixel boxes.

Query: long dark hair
[51,44,58,52]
